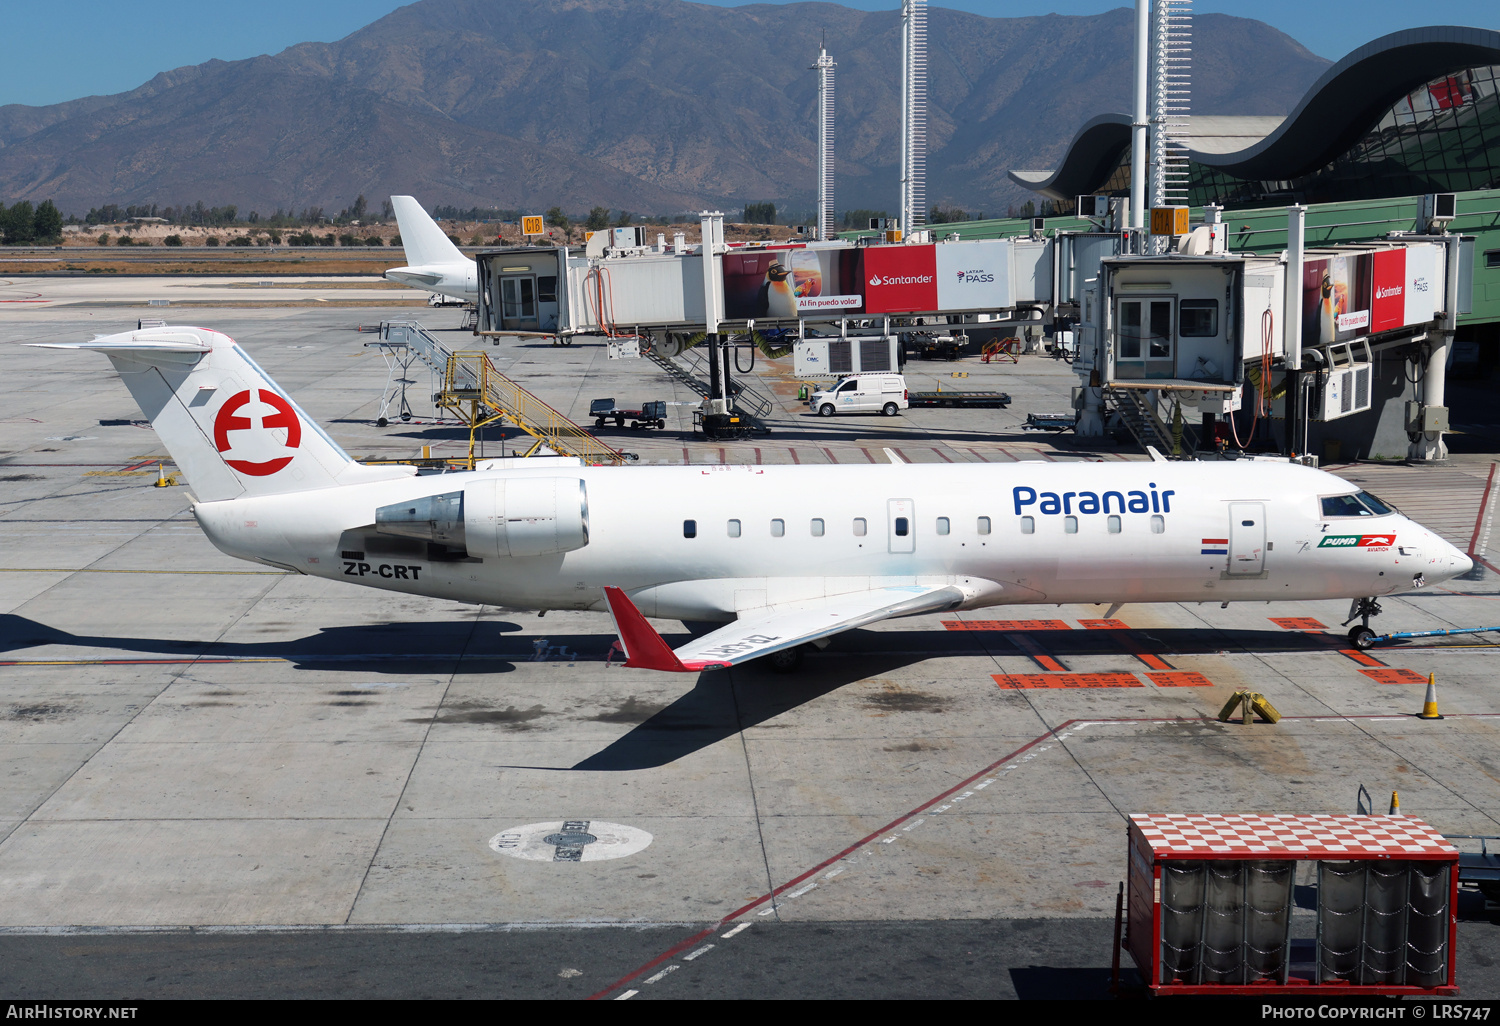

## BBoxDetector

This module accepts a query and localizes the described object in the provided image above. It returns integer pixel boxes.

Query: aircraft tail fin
[390,195,467,268]
[33,327,413,503]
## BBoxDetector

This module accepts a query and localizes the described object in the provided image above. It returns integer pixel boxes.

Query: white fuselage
[384,262,477,303]
[190,460,1469,620]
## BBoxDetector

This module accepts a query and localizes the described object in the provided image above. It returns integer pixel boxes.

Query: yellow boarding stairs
[438,350,628,467]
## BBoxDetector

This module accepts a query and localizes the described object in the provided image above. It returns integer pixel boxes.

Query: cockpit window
[1322,492,1396,518]
[1322,494,1371,517]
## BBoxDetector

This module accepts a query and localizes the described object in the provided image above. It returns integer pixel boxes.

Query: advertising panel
[1404,244,1441,326]
[1302,252,1372,347]
[1301,244,1443,347]
[722,247,862,320]
[863,244,938,314]
[935,239,1012,311]
[1370,248,1406,333]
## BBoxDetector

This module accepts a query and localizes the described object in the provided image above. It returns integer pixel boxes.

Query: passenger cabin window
[1179,299,1219,337]
[894,517,910,537]
[853,518,867,537]
[727,519,741,538]
[1107,515,1121,534]
[936,517,950,536]
[683,519,697,539]
[1151,514,1164,534]
[771,519,785,537]
[977,516,991,535]
[811,518,825,537]
[1021,516,1035,535]
[1064,516,1078,534]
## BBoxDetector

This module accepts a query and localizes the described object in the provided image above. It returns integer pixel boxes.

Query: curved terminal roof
[1010,26,1500,201]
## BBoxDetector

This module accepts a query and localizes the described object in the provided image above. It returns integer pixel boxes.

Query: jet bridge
[1072,231,1459,462]
[474,214,1055,340]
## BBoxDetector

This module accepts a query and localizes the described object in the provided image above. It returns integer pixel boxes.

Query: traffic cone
[1389,791,1400,814]
[153,463,173,488]
[1417,672,1444,720]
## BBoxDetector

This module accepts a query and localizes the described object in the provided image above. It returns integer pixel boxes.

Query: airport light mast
[900,0,927,235]
[812,41,836,241]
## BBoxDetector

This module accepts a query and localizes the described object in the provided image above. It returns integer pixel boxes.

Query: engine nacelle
[463,477,589,558]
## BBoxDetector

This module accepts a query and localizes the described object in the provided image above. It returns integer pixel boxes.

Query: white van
[808,374,908,417]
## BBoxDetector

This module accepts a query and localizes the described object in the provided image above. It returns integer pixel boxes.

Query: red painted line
[1467,462,1497,557]
[586,720,1083,1000]
[586,707,1500,1000]
[931,448,953,463]
[0,658,257,667]
[860,448,877,464]
[753,448,762,465]
[789,448,801,465]
[717,447,726,465]
[966,447,991,462]
[681,447,691,465]
[892,447,913,465]
[822,447,839,464]
[1340,649,1386,668]
[1006,632,1067,672]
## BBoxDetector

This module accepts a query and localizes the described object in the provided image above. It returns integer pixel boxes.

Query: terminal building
[471,26,1500,465]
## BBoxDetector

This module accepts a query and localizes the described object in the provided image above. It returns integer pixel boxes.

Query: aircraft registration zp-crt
[39,327,1472,670]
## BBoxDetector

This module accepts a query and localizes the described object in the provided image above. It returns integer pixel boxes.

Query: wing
[602,583,967,672]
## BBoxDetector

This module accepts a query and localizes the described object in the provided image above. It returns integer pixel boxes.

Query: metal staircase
[642,337,775,422]
[377,321,627,467]
[1109,388,1197,457]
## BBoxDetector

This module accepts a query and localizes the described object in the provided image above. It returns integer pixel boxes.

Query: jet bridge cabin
[1086,255,1250,394]
[476,248,567,334]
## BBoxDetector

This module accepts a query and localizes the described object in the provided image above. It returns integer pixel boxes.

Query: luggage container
[1126,813,1458,995]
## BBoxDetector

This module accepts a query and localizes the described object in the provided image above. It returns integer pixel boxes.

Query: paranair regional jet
[38,327,1472,668]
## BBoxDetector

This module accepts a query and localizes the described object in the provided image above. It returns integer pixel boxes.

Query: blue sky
[2,1,1496,108]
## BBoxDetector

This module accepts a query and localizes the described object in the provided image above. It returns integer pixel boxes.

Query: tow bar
[1350,623,1500,650]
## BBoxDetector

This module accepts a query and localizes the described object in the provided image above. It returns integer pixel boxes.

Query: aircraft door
[888,498,915,554]
[1227,502,1265,574]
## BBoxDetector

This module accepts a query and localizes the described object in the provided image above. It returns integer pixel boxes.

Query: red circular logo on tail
[213,389,302,476]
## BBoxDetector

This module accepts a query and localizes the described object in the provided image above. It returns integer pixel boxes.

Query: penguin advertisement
[721,249,862,319]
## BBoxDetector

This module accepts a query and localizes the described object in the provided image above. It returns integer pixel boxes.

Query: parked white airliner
[383,195,477,303]
[39,327,1472,670]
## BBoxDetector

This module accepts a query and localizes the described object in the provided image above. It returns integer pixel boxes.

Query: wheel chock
[1217,690,1281,724]
[1417,672,1444,720]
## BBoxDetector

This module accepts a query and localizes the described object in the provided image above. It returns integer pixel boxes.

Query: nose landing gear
[1342,597,1384,650]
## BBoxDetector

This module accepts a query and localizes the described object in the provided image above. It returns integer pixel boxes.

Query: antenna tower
[812,41,836,241]
[1149,0,1191,252]
[900,0,927,231]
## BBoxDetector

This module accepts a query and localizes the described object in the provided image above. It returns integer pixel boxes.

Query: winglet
[602,587,689,672]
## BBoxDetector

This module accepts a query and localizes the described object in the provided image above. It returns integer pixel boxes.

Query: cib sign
[521,215,545,236]
[1150,207,1189,236]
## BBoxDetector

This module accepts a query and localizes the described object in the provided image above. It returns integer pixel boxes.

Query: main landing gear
[1342,597,1384,650]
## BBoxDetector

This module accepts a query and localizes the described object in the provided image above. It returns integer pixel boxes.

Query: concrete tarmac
[3,295,1500,999]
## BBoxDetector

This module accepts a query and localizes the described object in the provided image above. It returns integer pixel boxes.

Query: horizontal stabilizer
[603,582,969,672]
[30,337,211,354]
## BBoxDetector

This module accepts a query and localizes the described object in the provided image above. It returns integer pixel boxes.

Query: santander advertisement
[862,245,939,314]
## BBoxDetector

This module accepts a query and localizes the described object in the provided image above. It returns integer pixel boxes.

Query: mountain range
[0,0,1331,217]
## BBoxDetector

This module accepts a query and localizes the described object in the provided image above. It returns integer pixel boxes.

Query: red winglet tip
[602,586,689,672]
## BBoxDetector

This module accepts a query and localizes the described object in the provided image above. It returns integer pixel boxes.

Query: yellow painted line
[0,568,289,575]
[83,470,153,477]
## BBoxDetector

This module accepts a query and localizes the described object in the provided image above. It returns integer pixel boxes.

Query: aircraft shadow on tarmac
[0,613,1361,770]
